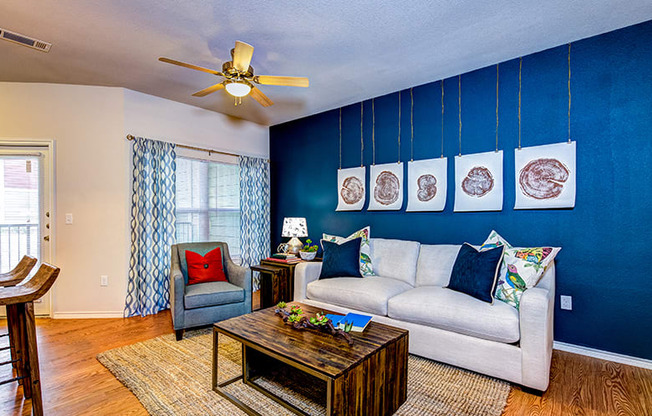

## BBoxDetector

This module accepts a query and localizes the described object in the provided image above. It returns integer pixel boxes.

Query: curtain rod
[125,134,269,162]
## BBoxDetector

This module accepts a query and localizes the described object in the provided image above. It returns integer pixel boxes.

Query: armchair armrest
[519,271,556,391]
[169,250,185,330]
[226,260,252,313]
[293,262,322,301]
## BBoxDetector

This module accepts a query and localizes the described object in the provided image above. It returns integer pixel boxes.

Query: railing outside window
[0,223,39,273]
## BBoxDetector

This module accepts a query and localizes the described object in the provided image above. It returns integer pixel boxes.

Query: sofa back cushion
[415,244,461,287]
[369,238,420,286]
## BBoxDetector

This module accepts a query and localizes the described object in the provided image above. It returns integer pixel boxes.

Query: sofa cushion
[388,286,520,343]
[446,243,503,303]
[323,226,374,276]
[319,238,363,279]
[369,238,420,285]
[307,276,412,315]
[481,230,561,309]
[415,244,461,287]
[184,281,244,310]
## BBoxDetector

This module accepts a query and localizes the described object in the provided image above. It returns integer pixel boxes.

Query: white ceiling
[1,1,651,126]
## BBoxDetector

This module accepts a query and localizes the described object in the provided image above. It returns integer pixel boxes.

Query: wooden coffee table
[212,302,408,416]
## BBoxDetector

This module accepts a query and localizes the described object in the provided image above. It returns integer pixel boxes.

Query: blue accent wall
[269,21,652,359]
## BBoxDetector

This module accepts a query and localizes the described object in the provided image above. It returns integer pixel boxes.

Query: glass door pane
[0,156,40,272]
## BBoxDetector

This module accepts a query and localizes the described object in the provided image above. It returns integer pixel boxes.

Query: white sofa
[294,238,555,391]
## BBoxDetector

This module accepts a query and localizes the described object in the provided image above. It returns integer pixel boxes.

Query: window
[175,157,241,263]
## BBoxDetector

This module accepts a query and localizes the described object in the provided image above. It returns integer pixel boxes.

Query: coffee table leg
[212,329,218,390]
[326,378,333,416]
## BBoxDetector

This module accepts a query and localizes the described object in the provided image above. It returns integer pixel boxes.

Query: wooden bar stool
[0,256,38,383]
[0,255,37,287]
[0,262,60,416]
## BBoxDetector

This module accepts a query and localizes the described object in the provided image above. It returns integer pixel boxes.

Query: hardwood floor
[0,312,172,416]
[0,307,650,415]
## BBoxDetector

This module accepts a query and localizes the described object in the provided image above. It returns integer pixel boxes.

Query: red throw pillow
[185,248,227,285]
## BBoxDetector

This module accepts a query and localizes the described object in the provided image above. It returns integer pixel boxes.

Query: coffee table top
[214,302,408,379]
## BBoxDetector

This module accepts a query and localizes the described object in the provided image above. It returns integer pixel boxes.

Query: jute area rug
[97,329,510,416]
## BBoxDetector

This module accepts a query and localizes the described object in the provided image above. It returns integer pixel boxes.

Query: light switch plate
[560,295,572,310]
[100,275,108,287]
[65,213,73,224]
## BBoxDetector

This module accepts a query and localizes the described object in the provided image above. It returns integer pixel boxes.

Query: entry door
[0,145,53,316]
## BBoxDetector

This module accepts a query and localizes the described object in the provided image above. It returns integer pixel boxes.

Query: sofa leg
[175,329,184,341]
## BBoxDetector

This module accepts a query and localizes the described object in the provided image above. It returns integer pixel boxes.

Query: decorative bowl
[299,251,317,261]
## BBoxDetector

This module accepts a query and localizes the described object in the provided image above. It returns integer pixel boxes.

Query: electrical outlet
[100,275,108,287]
[560,295,572,310]
[65,213,73,224]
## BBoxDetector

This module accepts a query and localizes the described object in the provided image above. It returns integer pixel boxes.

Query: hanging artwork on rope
[368,92,404,211]
[336,166,366,211]
[368,162,403,211]
[514,141,576,209]
[406,158,447,211]
[335,104,367,211]
[454,150,503,212]
[514,45,577,209]
[406,84,448,212]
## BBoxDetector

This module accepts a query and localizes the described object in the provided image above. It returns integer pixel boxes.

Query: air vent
[0,28,51,52]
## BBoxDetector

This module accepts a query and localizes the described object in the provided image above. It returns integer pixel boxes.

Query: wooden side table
[250,263,292,309]
[252,259,322,310]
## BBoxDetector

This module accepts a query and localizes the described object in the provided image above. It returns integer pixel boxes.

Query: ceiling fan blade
[232,41,254,72]
[249,87,274,107]
[254,75,309,87]
[159,57,222,76]
[192,83,225,97]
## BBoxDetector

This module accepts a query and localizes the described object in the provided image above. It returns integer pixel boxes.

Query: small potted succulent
[299,239,318,261]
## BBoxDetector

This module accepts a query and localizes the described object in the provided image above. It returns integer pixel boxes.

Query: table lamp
[281,217,308,254]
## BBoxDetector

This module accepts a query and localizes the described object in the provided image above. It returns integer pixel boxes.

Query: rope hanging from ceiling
[458,75,462,156]
[360,102,364,167]
[441,80,445,158]
[338,107,342,169]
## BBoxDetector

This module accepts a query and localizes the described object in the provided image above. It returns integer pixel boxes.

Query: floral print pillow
[481,230,560,309]
[323,226,374,276]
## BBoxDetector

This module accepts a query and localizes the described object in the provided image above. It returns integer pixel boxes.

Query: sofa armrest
[227,261,252,313]
[294,262,322,301]
[519,281,555,390]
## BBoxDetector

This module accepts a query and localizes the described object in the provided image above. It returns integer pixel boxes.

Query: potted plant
[299,239,318,261]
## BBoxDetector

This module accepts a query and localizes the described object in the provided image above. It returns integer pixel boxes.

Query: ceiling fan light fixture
[225,81,251,97]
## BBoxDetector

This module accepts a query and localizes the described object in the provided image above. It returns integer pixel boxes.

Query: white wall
[0,82,269,317]
[124,89,268,158]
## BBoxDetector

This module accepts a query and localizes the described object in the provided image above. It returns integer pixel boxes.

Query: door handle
[43,235,50,241]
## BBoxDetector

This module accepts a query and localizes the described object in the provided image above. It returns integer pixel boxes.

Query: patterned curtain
[239,155,270,290]
[124,137,177,317]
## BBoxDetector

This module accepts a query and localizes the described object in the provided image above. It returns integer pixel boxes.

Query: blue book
[338,313,372,332]
[325,314,344,326]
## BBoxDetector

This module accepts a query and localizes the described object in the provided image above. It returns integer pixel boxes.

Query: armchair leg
[175,329,184,341]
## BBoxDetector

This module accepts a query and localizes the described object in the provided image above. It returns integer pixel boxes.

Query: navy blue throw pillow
[319,238,363,279]
[446,243,504,303]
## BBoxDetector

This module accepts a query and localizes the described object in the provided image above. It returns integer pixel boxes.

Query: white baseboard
[53,311,124,319]
[554,341,652,370]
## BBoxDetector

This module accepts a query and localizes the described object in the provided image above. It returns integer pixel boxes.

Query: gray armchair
[170,242,252,340]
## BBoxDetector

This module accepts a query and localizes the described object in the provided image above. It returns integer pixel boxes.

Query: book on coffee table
[337,313,372,332]
[324,313,344,325]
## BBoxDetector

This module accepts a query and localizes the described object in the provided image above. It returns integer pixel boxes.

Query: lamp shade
[281,217,308,238]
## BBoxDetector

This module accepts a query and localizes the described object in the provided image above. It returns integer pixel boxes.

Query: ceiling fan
[159,41,309,107]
